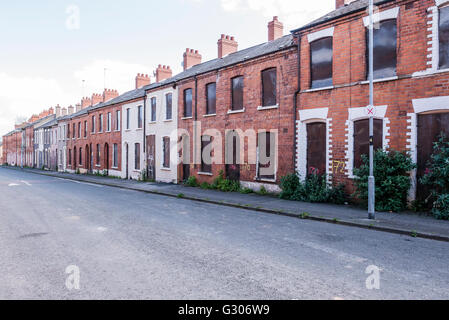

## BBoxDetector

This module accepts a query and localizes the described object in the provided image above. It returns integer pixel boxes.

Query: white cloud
[0,72,70,135]
[220,0,335,29]
[73,59,151,97]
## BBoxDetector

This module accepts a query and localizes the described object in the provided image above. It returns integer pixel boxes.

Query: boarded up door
[226,134,240,181]
[307,122,326,176]
[353,119,383,169]
[417,112,449,199]
[146,135,156,181]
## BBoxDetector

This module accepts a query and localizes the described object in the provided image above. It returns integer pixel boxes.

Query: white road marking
[54,178,102,187]
[8,183,19,187]
[21,180,31,186]
[97,227,107,232]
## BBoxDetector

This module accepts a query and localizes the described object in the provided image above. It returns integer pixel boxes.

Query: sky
[0,0,335,137]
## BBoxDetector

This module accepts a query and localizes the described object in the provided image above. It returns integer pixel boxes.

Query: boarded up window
[258,132,275,180]
[92,116,95,133]
[135,143,140,170]
[310,37,333,89]
[307,122,326,176]
[353,119,383,169]
[113,144,118,168]
[68,149,72,165]
[262,68,277,106]
[440,6,449,69]
[206,83,216,115]
[366,19,397,79]
[231,76,244,111]
[184,89,193,117]
[163,137,170,168]
[201,135,212,173]
[96,144,100,165]
[166,93,172,120]
[79,147,82,165]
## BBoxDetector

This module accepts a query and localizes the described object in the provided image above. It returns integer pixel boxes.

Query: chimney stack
[268,16,283,41]
[48,107,54,115]
[62,107,68,116]
[218,34,238,58]
[183,48,202,71]
[91,93,103,105]
[135,73,151,89]
[103,89,119,103]
[68,105,75,115]
[81,97,91,109]
[76,103,82,112]
[156,65,172,83]
[55,105,61,118]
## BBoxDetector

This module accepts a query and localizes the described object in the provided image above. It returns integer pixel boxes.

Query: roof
[33,115,56,130]
[291,0,395,33]
[90,86,146,111]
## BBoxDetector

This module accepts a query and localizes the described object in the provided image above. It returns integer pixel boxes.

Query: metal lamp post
[368,0,376,220]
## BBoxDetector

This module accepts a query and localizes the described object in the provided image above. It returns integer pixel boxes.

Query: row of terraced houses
[2,0,449,200]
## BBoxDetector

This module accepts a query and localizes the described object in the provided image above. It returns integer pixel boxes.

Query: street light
[368,0,375,220]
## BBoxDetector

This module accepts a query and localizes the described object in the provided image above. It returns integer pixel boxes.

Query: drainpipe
[194,75,198,167]
[293,34,301,174]
[143,92,147,174]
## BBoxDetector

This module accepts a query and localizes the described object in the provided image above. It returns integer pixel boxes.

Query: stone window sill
[257,104,279,111]
[182,116,193,120]
[203,113,216,118]
[303,86,334,93]
[164,119,173,122]
[360,76,398,84]
[227,108,245,114]
[161,167,171,171]
[198,171,213,176]
[413,68,449,77]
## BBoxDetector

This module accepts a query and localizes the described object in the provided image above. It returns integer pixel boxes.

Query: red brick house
[292,0,449,200]
[176,17,299,192]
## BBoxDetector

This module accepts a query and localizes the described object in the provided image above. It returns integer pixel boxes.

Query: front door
[226,134,240,181]
[125,144,129,179]
[104,143,109,174]
[417,112,449,200]
[307,122,326,176]
[146,135,156,181]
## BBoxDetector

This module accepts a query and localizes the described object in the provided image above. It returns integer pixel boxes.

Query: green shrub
[212,170,241,192]
[279,173,347,204]
[239,187,254,194]
[200,182,214,189]
[185,176,199,187]
[421,134,449,219]
[353,149,415,212]
[257,186,268,195]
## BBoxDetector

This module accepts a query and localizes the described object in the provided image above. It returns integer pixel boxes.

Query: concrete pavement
[0,168,448,299]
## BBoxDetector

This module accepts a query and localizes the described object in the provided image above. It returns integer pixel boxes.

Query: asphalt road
[0,168,448,299]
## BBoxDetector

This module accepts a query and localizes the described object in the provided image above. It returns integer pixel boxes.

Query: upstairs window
[166,93,173,120]
[184,89,192,117]
[138,106,143,128]
[151,98,157,122]
[206,83,216,115]
[116,110,121,131]
[78,122,81,138]
[84,121,87,137]
[126,108,130,129]
[91,116,96,133]
[99,114,103,132]
[72,123,75,139]
[262,68,277,106]
[440,6,449,69]
[366,19,397,79]
[231,76,244,111]
[310,37,333,88]
[107,112,111,132]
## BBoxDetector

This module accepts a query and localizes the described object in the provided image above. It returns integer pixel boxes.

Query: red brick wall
[177,47,298,185]
[296,0,449,191]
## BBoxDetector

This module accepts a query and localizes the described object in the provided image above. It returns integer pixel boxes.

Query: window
[92,116,96,133]
[116,110,121,131]
[72,123,75,139]
[262,68,277,106]
[126,108,130,129]
[113,144,118,168]
[366,19,397,79]
[138,106,143,128]
[440,6,449,69]
[84,121,87,137]
[96,144,100,165]
[184,89,192,117]
[151,98,157,122]
[231,76,244,111]
[78,122,81,138]
[99,114,103,132]
[163,137,170,168]
[68,149,72,165]
[257,132,275,180]
[107,112,111,132]
[353,119,383,169]
[79,147,83,165]
[201,135,212,173]
[206,83,216,115]
[166,93,172,120]
[310,37,333,88]
[134,143,140,170]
